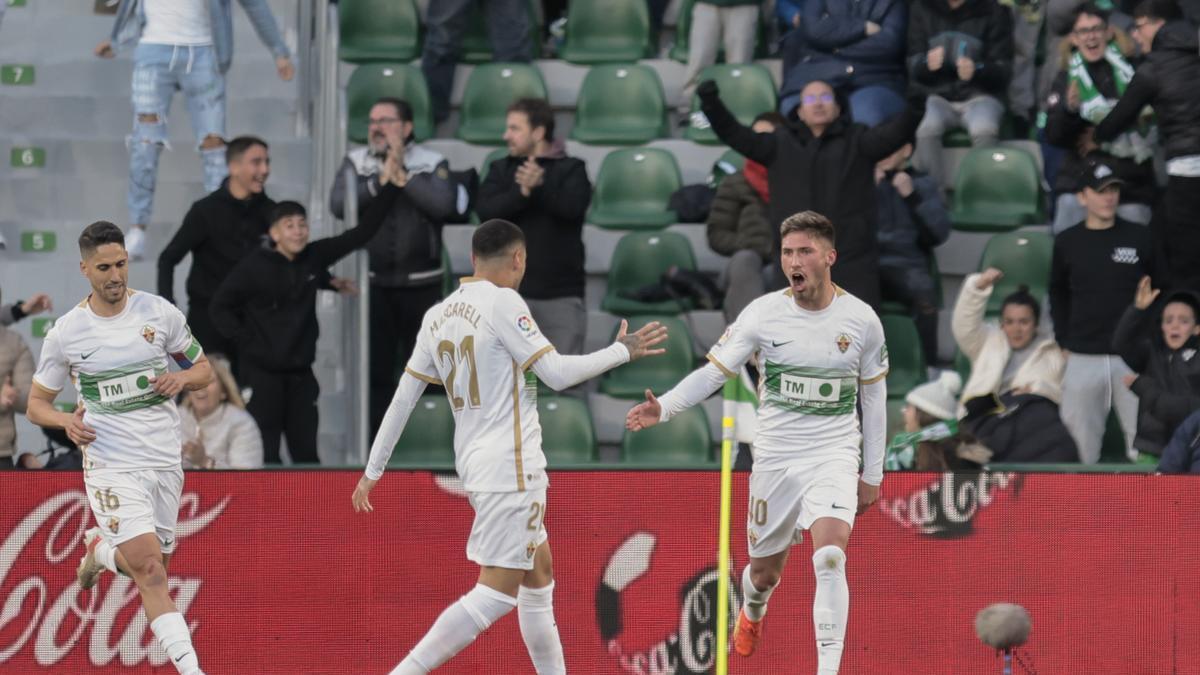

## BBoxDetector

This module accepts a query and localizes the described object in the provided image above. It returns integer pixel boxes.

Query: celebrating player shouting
[26,221,212,675]
[626,211,889,674]
[353,219,669,674]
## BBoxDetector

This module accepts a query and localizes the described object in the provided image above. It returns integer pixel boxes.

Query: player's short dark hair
[1000,285,1042,326]
[373,97,416,142]
[779,211,836,247]
[226,135,269,165]
[473,219,526,259]
[1133,0,1182,22]
[78,221,125,258]
[753,111,787,128]
[269,200,307,226]
[507,98,555,141]
[1072,1,1111,26]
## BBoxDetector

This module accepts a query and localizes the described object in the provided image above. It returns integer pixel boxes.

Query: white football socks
[518,581,566,675]
[741,564,777,621]
[391,584,517,674]
[150,612,200,675]
[812,545,848,675]
[94,537,120,575]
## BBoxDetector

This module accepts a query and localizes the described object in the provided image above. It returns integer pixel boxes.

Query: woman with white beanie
[886,371,990,471]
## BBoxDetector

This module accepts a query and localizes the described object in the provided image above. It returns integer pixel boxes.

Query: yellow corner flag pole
[716,382,737,675]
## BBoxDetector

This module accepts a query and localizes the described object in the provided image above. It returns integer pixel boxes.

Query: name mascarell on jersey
[32,290,203,471]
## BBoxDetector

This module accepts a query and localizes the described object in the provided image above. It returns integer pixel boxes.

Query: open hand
[1134,275,1160,310]
[857,480,880,515]
[352,476,378,513]
[19,293,52,316]
[625,389,662,431]
[65,405,97,446]
[616,319,668,361]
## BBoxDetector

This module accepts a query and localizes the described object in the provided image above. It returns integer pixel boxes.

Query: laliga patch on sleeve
[516,314,541,338]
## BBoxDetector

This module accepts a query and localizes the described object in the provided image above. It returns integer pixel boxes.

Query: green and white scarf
[1069,43,1157,163]
[885,418,959,470]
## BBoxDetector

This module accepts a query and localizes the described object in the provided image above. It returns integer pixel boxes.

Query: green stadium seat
[685,64,777,145]
[600,315,696,398]
[669,0,768,62]
[456,63,549,144]
[977,230,1053,316]
[559,0,652,64]
[710,148,744,186]
[338,0,421,63]
[391,394,455,466]
[881,314,926,399]
[459,0,541,63]
[601,231,698,315]
[570,65,669,145]
[345,63,433,144]
[587,148,681,229]
[537,396,599,463]
[951,147,1046,232]
[621,406,714,465]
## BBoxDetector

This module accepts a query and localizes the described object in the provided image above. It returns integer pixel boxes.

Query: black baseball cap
[1078,157,1125,192]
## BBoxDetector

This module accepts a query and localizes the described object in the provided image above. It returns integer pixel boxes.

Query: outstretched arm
[626,361,729,431]
[532,320,667,391]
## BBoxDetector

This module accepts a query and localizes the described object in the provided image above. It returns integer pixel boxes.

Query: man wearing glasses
[329,97,457,434]
[1094,0,1200,294]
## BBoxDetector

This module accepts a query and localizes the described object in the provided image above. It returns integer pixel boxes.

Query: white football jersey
[405,279,553,493]
[708,287,888,471]
[32,290,204,471]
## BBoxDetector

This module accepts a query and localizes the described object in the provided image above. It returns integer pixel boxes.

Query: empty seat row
[345,62,777,146]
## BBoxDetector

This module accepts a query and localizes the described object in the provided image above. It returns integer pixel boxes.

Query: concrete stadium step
[0,59,298,101]
[2,95,299,142]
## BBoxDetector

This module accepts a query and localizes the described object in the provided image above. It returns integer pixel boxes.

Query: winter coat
[875,169,951,271]
[706,172,773,262]
[698,81,921,306]
[475,143,591,301]
[1157,409,1200,473]
[329,144,456,288]
[962,391,1080,463]
[953,273,1065,410]
[1112,291,1200,456]
[906,0,1014,102]
[1095,20,1200,161]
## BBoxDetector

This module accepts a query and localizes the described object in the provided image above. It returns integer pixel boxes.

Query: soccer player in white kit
[626,211,889,675]
[25,222,213,675]
[352,219,669,674]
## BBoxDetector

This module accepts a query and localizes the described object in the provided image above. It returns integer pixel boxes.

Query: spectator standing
[1002,0,1045,133]
[329,97,456,434]
[1112,278,1200,461]
[776,0,807,76]
[1157,408,1200,473]
[1094,0,1200,293]
[210,197,395,465]
[476,98,592,357]
[180,355,263,469]
[780,0,909,126]
[421,0,533,124]
[0,309,34,468]
[707,113,782,323]
[679,0,761,114]
[953,268,1065,408]
[97,0,294,259]
[1,292,52,327]
[158,136,277,371]
[1050,159,1167,462]
[907,0,1014,188]
[875,143,952,365]
[1044,2,1155,234]
[698,78,922,306]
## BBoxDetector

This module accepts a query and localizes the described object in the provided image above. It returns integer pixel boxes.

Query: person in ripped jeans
[95,0,294,260]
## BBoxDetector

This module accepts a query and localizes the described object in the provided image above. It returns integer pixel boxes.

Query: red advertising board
[0,470,1197,674]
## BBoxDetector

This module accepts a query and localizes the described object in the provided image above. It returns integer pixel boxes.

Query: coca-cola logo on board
[0,490,229,667]
[879,471,1020,538]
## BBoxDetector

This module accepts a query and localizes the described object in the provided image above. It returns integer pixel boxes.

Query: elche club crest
[836,333,851,353]
[141,324,156,344]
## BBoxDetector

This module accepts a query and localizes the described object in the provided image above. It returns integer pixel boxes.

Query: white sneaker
[125,226,146,260]
[77,527,107,590]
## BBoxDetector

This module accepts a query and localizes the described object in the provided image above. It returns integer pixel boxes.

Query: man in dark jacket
[907,0,1014,188]
[1113,280,1200,460]
[1044,2,1155,234]
[476,98,591,356]
[1094,1,1200,293]
[780,0,909,126]
[158,136,277,369]
[707,114,781,323]
[698,78,922,307]
[210,193,398,464]
[329,96,457,434]
[875,143,951,365]
[1050,158,1167,463]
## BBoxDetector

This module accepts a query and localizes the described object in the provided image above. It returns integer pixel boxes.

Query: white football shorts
[84,467,184,554]
[465,488,549,570]
[746,455,859,558]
